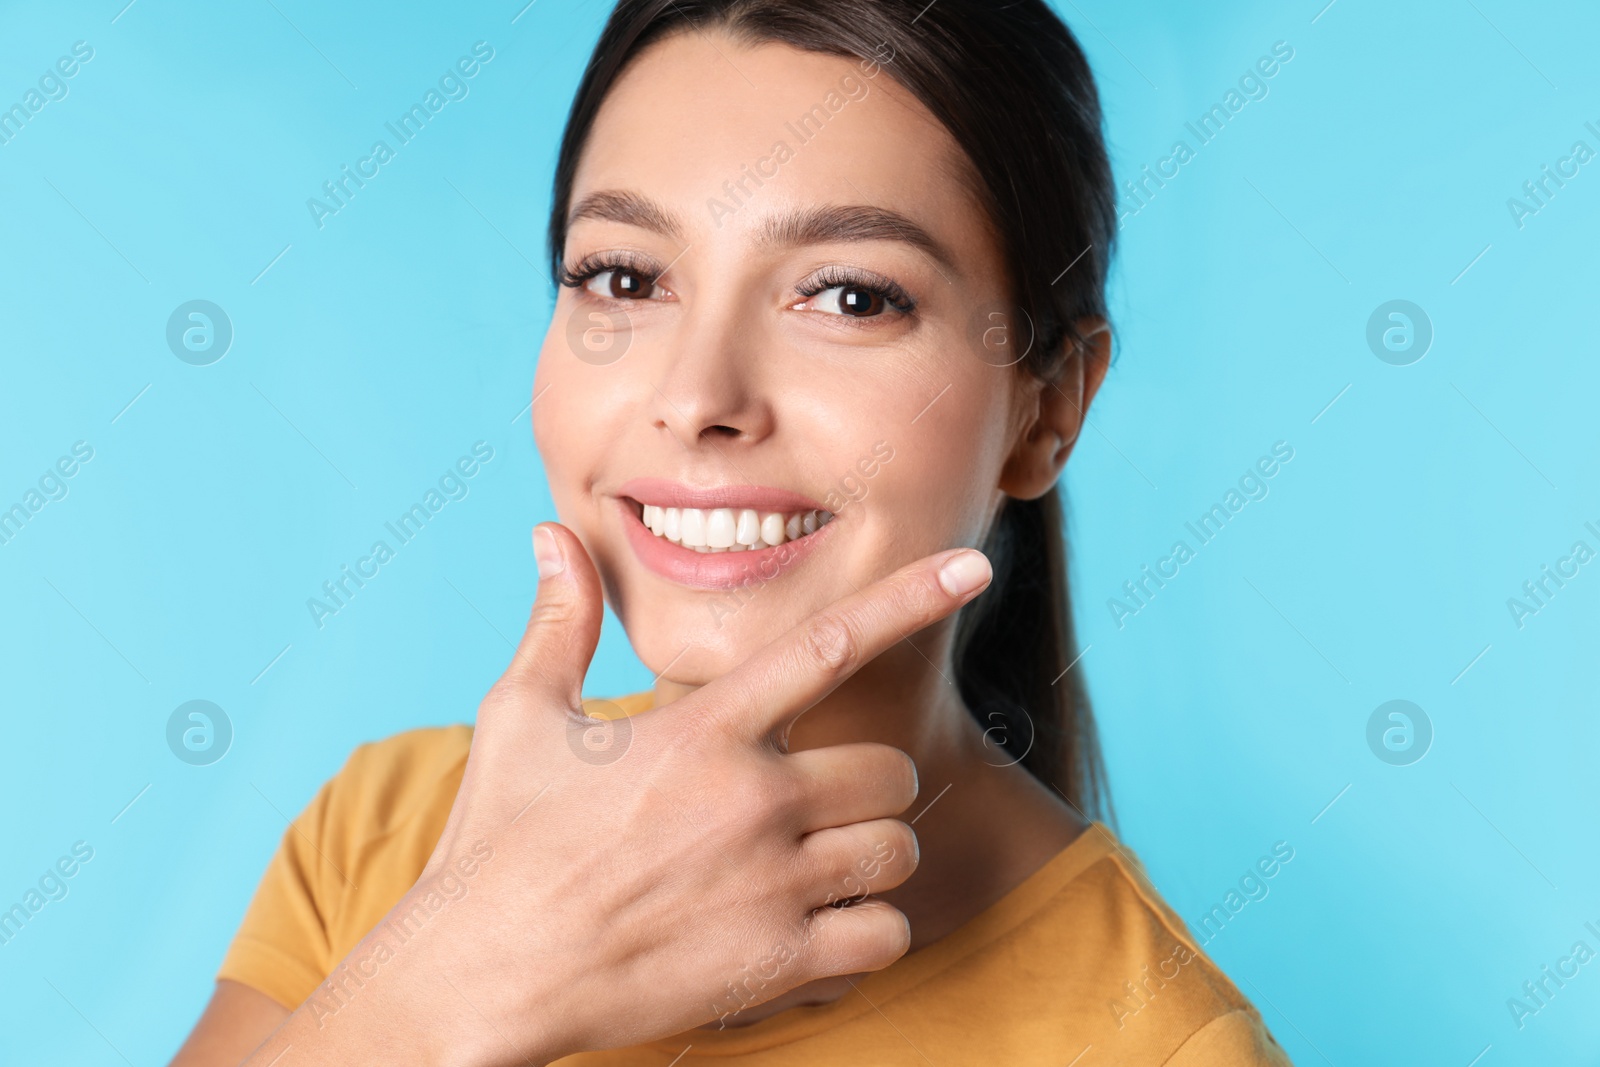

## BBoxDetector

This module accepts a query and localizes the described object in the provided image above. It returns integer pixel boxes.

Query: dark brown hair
[548,0,1117,821]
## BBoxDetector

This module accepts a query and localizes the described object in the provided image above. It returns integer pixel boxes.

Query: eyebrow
[567,190,685,240]
[761,203,954,270]
[567,189,954,269]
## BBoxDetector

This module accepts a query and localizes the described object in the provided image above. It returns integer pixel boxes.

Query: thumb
[500,522,605,711]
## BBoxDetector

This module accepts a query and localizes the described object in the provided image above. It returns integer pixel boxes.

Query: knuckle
[742,771,780,825]
[727,765,790,824]
[854,902,912,965]
[766,768,804,821]
[527,593,579,631]
[792,911,837,978]
[835,821,915,894]
[804,901,908,977]
[659,698,738,763]
[799,612,858,676]
[480,677,530,719]
[884,570,941,621]
[875,820,918,878]
[667,708,723,758]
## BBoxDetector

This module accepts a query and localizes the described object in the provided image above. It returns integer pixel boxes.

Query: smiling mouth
[624,499,835,553]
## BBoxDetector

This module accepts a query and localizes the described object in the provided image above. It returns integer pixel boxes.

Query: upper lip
[615,477,827,513]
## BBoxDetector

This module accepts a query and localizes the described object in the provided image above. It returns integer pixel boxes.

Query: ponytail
[952,487,1111,822]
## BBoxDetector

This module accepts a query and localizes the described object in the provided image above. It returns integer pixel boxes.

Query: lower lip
[617,498,836,591]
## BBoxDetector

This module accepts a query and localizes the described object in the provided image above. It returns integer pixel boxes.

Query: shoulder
[218,723,473,1007]
[301,692,655,908]
[292,723,476,939]
[308,689,652,873]
[1026,827,1293,1064]
[221,695,651,1008]
[317,723,474,847]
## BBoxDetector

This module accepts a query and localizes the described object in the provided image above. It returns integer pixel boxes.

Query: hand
[304,523,992,1065]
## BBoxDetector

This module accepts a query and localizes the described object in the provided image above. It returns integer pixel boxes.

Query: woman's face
[533,31,1038,682]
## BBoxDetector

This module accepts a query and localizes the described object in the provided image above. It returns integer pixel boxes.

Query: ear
[998,317,1112,501]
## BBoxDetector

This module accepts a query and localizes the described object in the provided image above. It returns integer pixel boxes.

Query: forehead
[571,30,988,244]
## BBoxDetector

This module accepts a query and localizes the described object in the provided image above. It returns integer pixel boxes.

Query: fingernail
[937,550,991,597]
[534,526,565,579]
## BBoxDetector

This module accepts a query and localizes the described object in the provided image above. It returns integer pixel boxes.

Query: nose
[649,304,776,450]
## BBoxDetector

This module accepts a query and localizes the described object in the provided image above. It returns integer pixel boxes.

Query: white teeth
[679,507,707,547]
[706,508,736,548]
[639,504,833,553]
[760,512,785,545]
[735,509,760,546]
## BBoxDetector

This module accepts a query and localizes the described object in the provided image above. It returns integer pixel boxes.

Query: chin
[625,597,789,684]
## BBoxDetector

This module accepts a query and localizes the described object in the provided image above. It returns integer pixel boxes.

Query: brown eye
[583,268,658,300]
[838,286,884,316]
[608,269,653,299]
[793,275,913,319]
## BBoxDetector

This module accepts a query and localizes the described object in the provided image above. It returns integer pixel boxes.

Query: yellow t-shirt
[219,693,1293,1065]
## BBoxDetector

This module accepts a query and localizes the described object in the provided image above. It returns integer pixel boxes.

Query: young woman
[172,1,1293,1063]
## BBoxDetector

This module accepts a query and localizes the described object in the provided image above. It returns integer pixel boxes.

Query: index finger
[687,547,993,745]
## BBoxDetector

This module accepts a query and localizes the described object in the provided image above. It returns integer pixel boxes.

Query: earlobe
[997,316,1113,501]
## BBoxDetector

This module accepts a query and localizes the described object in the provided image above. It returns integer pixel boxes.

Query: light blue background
[2,0,1596,1063]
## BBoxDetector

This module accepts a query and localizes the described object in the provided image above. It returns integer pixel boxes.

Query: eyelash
[557,251,661,291]
[795,266,917,315]
[558,254,917,316]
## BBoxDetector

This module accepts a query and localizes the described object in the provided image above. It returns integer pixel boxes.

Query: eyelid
[794,265,917,314]
[558,249,668,290]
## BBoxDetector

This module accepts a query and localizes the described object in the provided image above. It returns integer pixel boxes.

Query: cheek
[866,443,978,552]
[531,340,606,505]
[874,398,1012,549]
[529,362,563,474]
